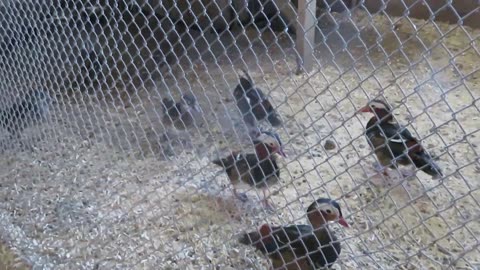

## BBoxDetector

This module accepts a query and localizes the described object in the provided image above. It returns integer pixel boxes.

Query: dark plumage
[162,94,201,130]
[239,197,349,269]
[233,69,282,128]
[0,90,53,135]
[359,99,443,179]
[246,0,296,35]
[212,131,286,208]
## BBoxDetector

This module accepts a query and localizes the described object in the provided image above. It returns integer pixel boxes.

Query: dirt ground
[0,8,479,270]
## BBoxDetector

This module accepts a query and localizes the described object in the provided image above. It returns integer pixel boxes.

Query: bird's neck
[313,226,331,240]
[367,109,394,127]
[309,221,333,245]
[310,219,328,230]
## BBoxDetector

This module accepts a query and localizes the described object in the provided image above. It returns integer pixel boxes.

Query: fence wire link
[0,0,479,269]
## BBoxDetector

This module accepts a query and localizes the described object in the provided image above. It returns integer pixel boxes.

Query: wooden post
[296,0,317,73]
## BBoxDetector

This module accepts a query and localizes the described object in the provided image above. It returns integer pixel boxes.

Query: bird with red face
[212,130,286,209]
[239,197,349,270]
[359,99,443,179]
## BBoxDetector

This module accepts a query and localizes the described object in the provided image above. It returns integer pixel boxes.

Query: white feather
[245,95,251,106]
[389,138,406,144]
[274,233,285,245]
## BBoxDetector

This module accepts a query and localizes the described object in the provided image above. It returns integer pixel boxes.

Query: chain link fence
[0,0,479,269]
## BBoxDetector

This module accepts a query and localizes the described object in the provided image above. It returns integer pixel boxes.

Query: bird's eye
[326,209,332,214]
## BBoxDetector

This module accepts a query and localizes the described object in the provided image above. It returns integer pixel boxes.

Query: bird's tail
[238,231,262,246]
[267,113,282,127]
[212,157,230,168]
[413,152,443,179]
[239,224,277,254]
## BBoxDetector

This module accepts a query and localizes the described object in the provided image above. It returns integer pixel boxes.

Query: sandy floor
[0,8,479,270]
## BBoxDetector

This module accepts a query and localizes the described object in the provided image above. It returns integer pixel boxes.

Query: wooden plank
[296,0,317,73]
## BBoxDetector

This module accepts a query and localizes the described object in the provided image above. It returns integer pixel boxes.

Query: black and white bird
[162,94,202,130]
[359,99,443,179]
[233,69,282,128]
[0,90,54,136]
[239,197,349,269]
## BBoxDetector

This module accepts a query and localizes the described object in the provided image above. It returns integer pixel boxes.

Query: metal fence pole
[296,0,317,73]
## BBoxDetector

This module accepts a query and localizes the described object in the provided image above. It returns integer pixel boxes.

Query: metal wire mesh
[0,0,479,269]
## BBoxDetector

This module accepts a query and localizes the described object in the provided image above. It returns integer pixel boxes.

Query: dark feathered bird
[162,94,201,130]
[359,99,443,179]
[212,131,286,208]
[239,197,349,269]
[246,0,296,35]
[233,69,282,128]
[0,90,53,135]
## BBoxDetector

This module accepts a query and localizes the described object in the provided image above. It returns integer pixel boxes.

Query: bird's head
[253,130,286,158]
[359,99,393,120]
[359,99,391,113]
[306,198,349,229]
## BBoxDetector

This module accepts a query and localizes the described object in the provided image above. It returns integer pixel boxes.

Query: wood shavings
[0,8,479,270]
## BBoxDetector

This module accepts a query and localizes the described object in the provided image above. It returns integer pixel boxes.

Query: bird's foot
[373,162,389,177]
[400,169,415,179]
[372,162,383,172]
[233,190,248,202]
[261,199,275,212]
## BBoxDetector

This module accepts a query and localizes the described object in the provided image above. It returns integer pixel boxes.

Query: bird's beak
[358,106,371,113]
[338,217,350,228]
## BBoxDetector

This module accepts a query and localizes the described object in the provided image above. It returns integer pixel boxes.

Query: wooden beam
[296,0,317,73]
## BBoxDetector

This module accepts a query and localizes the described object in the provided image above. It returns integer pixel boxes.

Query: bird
[0,90,54,136]
[161,94,202,130]
[246,0,296,35]
[358,99,443,179]
[212,130,286,209]
[239,197,349,270]
[233,69,282,128]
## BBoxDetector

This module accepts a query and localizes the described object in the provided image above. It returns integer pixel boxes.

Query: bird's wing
[270,225,314,254]
[375,122,441,173]
[246,88,265,105]
[373,122,421,154]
